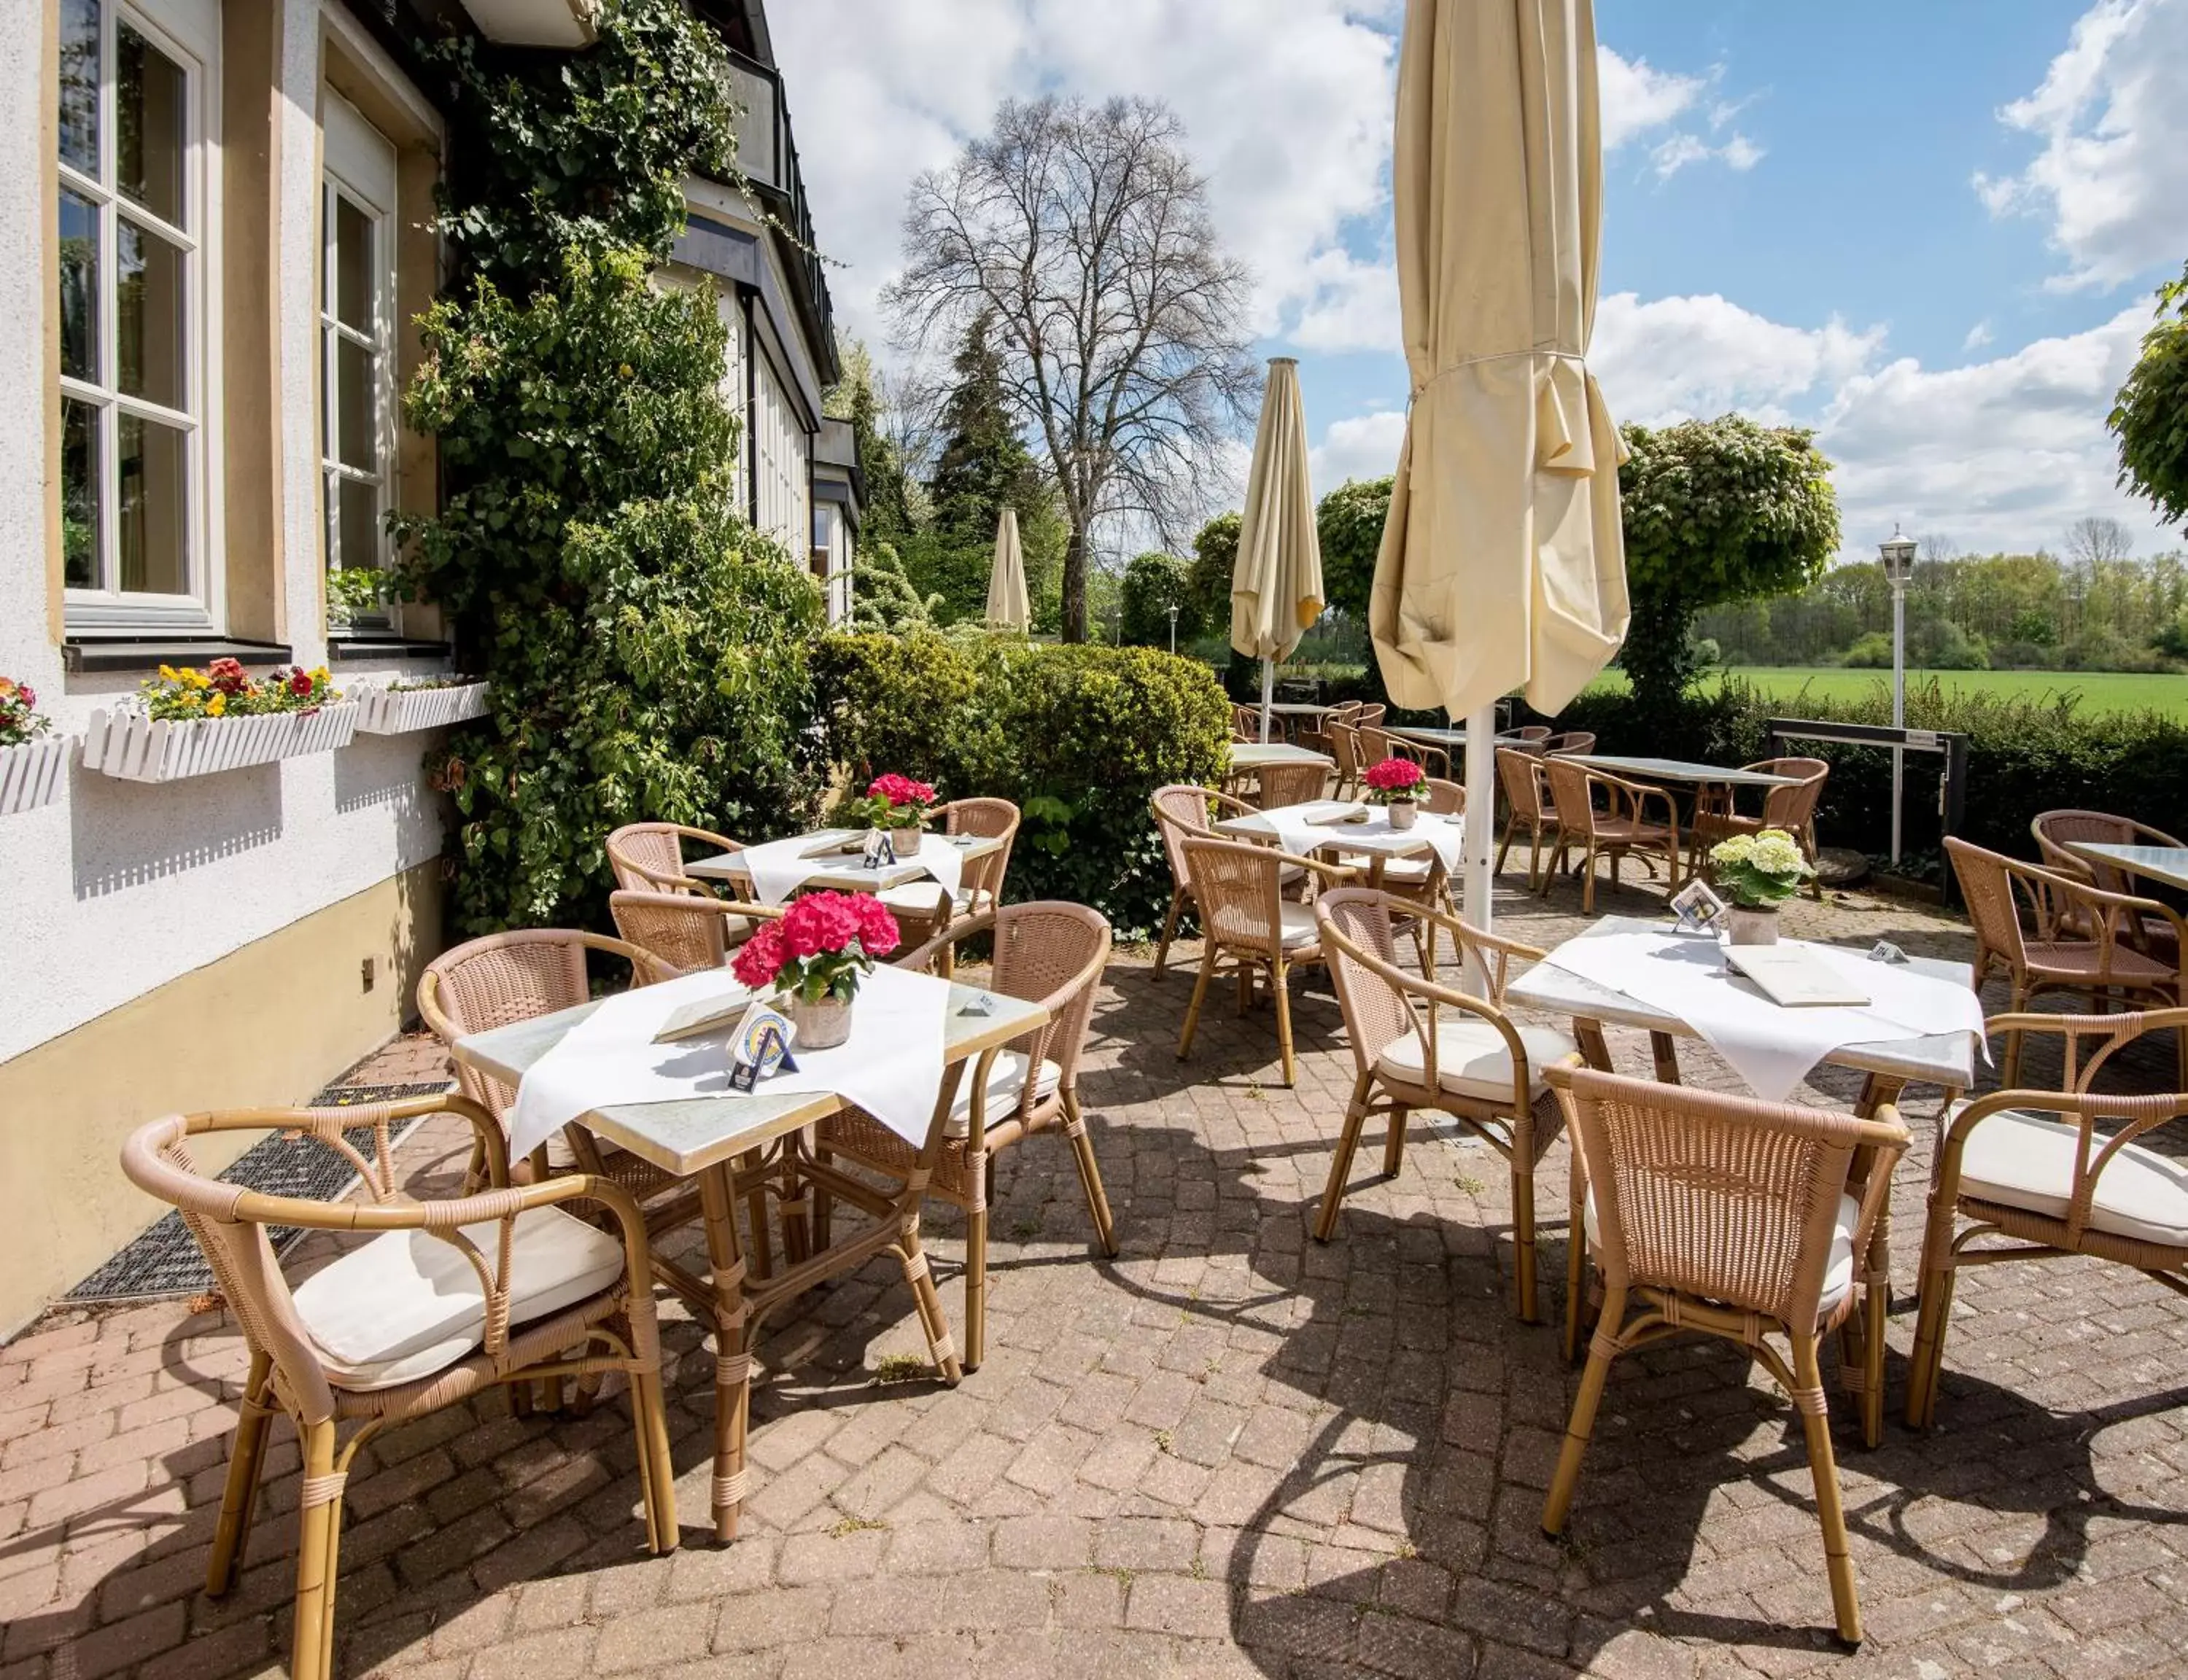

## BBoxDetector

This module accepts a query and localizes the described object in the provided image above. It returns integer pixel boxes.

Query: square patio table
[687,828,1006,898]
[1392,726,1529,752]
[1215,802,1461,891]
[1508,913,1976,1444]
[1227,742,1335,771]
[1562,753,1803,790]
[2063,841,2188,895]
[1265,701,1337,718]
[452,977,1047,1544]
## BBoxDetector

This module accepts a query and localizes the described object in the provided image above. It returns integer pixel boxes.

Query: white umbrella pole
[1462,701,1495,939]
[1260,660,1274,744]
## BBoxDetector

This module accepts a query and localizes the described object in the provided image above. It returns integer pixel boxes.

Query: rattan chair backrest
[1497,747,1550,820]
[1181,836,1289,960]
[1744,758,1830,832]
[1508,726,1552,746]
[1422,777,1465,815]
[1152,784,1217,889]
[940,796,1021,902]
[1314,890,1416,1078]
[605,822,740,894]
[1944,838,2038,971]
[1543,755,1604,837]
[2032,809,2184,896]
[1552,1066,1905,1326]
[990,901,1112,1089]
[1359,725,1407,766]
[1543,731,1596,757]
[1354,704,1386,728]
[610,890,775,976]
[1327,721,1362,784]
[1257,761,1328,809]
[419,930,672,1119]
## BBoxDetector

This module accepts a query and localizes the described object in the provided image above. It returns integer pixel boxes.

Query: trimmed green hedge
[812,631,1232,935]
[1528,678,2188,880]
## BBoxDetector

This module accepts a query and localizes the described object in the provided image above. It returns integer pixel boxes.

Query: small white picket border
[352,681,490,735]
[0,735,71,814]
[82,701,361,783]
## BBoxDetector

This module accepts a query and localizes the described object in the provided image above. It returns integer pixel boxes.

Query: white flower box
[354,681,490,735]
[0,735,71,814]
[82,701,361,782]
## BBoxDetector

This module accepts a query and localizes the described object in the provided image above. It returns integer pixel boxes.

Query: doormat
[66,1081,454,1304]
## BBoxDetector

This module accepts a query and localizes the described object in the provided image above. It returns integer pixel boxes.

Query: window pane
[334,195,373,334]
[62,400,101,588]
[335,476,381,574]
[117,25,185,228]
[117,217,187,409]
[58,0,98,175]
[335,337,378,470]
[59,190,99,382]
[117,411,188,594]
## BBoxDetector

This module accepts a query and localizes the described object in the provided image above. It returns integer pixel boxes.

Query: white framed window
[319,93,399,631]
[57,0,221,629]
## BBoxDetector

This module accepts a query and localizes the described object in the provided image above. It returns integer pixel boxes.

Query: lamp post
[1168,603,1179,656]
[1879,528,1918,866]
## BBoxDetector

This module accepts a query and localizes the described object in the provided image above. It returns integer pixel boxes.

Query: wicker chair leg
[1314,1076,1378,1243]
[1580,844,1597,914]
[812,1142,834,1251]
[740,1148,774,1283]
[631,1367,679,1553]
[1496,812,1516,877]
[1153,889,1188,980]
[1562,1192,1587,1364]
[1903,1262,1955,1430]
[1791,1334,1863,1646]
[289,1420,341,1680]
[1512,1159,1539,1323]
[206,1350,275,1595]
[898,1224,963,1385]
[1273,960,1298,1087]
[1177,947,1217,1059]
[1542,1289,1623,1535]
[1381,1103,1408,1179]
[965,1194,991,1372]
[2003,984,2029,1086]
[1060,1091,1119,1256]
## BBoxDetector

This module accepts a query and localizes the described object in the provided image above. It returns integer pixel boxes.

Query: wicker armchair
[1421,777,1465,815]
[1178,836,1354,1086]
[813,903,1114,1370]
[2033,809,2187,965]
[1149,785,1310,979]
[1905,1008,2188,1431]
[1254,758,1330,809]
[1543,756,1682,913]
[1543,1066,1907,1647]
[120,1097,675,1680]
[605,821,742,895]
[1494,747,1560,891]
[1327,720,1365,800]
[1944,838,2185,1084]
[610,889,779,976]
[874,797,1020,976]
[1315,891,1578,1319]
[1507,725,1552,749]
[1540,730,1596,756]
[1362,723,1449,781]
[1689,758,1828,892]
[1354,703,1386,728]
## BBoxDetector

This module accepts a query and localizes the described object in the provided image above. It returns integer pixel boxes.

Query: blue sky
[774,0,2187,561]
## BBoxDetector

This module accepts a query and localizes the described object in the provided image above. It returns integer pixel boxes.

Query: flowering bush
[1709,828,1813,907]
[732,890,901,1006]
[0,677,52,747]
[838,771,939,830]
[1362,755,1426,804]
[138,659,339,722]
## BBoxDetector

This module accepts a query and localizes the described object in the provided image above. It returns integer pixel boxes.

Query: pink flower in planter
[1363,756,1426,797]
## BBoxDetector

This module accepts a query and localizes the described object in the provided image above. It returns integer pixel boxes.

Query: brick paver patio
[6,871,2187,1679]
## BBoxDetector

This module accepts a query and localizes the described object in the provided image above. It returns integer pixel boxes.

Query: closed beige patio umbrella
[985,507,1031,630]
[1232,357,1324,742]
[1369,0,1629,928]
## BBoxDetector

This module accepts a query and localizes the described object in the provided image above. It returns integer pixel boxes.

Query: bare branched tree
[2065,515,2135,567]
[885,95,1257,642]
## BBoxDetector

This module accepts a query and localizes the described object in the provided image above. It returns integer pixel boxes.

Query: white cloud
[1963,320,1995,351]
[1593,292,2169,555]
[1597,47,1705,150]
[1311,411,1408,491]
[1650,131,1764,179]
[1973,0,2188,290]
[1285,247,1402,355]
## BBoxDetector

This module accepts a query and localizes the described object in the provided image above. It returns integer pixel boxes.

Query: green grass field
[1581,666,2188,720]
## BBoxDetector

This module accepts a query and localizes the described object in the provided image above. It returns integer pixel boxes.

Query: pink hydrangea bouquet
[1362,756,1426,805]
[732,891,902,1006]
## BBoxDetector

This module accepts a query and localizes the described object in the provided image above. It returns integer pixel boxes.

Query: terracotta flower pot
[1726,905,1780,946]
[1386,799,1418,831]
[786,995,853,1050]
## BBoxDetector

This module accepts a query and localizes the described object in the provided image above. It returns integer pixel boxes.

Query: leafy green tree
[1316,476,1392,621]
[848,541,942,633]
[1187,511,1240,631]
[395,0,823,933]
[1120,551,1201,647]
[2111,261,2188,529]
[1619,417,1841,712]
[826,338,915,551]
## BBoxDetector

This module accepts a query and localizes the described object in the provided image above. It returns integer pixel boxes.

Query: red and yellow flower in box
[138,658,338,723]
[0,676,51,748]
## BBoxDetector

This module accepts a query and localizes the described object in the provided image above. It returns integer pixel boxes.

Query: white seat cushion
[877,882,980,916]
[1278,902,1319,947]
[1374,1019,1578,1102]
[292,1207,626,1391]
[1583,1189,1861,1316]
[1952,1104,2188,1248]
[943,1051,1063,1139]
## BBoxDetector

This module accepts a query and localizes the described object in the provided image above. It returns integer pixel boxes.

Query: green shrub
[1120,551,1203,648]
[812,631,1231,934]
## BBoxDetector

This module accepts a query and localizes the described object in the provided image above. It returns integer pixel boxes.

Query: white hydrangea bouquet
[1708,828,1813,907]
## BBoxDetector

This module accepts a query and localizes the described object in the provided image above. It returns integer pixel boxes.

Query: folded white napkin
[740,829,860,906]
[503,963,952,1160]
[889,831,966,901]
[1543,931,1984,1102]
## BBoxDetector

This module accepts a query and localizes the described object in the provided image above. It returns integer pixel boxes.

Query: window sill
[327,635,455,663]
[64,635,294,674]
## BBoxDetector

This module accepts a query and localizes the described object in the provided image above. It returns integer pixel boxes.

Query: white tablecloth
[736,828,965,907]
[1253,801,1464,872]
[1541,930,1985,1101]
[505,962,951,1159]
